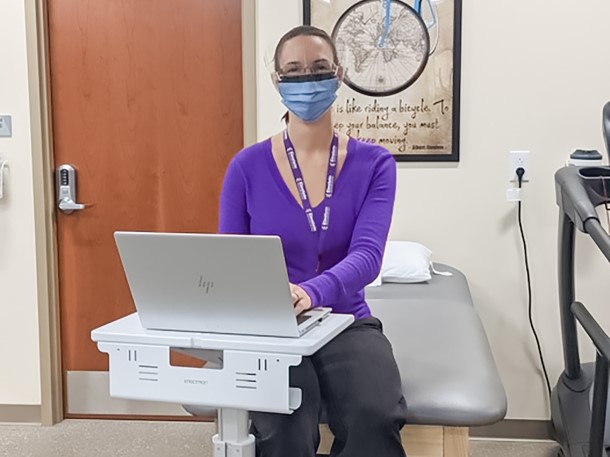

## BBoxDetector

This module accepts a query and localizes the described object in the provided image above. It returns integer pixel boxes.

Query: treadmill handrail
[555,167,604,232]
[555,166,610,379]
[583,218,610,263]
[572,301,610,361]
[602,102,610,160]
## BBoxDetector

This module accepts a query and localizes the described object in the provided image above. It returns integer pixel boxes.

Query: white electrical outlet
[508,150,530,182]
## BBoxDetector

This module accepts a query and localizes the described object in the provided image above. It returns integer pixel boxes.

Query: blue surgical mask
[278,75,339,123]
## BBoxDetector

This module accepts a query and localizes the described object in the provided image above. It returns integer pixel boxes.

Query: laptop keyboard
[296,314,311,325]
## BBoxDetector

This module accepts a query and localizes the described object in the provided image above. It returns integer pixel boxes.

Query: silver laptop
[114,231,331,338]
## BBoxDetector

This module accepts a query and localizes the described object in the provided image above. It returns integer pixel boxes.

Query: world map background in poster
[304,0,462,162]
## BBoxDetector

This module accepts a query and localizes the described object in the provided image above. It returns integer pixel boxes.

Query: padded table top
[364,264,507,426]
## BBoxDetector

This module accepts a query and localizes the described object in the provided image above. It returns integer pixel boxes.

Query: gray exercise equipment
[552,101,610,457]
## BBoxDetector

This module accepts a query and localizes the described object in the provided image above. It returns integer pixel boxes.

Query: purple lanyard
[283,129,339,271]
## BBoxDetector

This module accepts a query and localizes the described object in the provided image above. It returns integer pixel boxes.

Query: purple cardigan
[218,137,396,319]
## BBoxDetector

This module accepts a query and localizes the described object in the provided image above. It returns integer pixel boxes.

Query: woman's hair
[274,26,339,124]
[273,25,339,73]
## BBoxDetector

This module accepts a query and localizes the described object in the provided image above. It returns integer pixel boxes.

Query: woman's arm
[218,157,251,234]
[299,151,396,307]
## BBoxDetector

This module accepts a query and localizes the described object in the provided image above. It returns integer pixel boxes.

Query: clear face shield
[263,39,341,86]
[263,37,343,122]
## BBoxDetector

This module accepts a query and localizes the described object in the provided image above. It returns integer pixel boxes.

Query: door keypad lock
[56,164,85,214]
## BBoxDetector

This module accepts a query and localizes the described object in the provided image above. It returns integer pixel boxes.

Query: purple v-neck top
[218,137,396,320]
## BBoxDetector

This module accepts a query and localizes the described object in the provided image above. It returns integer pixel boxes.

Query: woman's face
[276,35,341,81]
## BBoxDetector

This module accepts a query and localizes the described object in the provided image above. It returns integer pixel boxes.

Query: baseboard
[0,405,42,424]
[470,419,553,440]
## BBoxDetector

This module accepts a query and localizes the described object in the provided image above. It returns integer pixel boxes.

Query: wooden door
[47,0,243,416]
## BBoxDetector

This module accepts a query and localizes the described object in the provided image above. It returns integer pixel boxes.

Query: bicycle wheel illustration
[415,0,439,55]
[331,0,430,97]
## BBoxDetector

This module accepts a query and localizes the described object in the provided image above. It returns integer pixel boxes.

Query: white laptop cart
[91,312,353,457]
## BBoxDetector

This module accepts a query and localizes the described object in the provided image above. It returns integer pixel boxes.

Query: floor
[0,420,560,457]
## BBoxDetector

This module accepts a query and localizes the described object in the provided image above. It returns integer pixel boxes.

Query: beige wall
[0,0,41,405]
[255,0,610,420]
[2,0,610,420]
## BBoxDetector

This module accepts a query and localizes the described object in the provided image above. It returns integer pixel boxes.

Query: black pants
[250,317,408,457]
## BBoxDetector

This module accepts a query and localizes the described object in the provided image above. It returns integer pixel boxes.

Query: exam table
[184,263,507,457]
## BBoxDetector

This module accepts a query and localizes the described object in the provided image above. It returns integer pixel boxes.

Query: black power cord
[516,167,552,403]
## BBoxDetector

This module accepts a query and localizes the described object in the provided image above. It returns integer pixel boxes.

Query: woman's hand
[289,283,312,316]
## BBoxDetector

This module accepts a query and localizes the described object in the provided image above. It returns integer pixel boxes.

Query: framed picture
[303,0,462,162]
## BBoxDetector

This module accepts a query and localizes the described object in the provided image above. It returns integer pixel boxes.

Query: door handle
[56,164,85,214]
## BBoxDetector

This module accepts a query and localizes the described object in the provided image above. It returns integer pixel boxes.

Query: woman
[219,25,407,457]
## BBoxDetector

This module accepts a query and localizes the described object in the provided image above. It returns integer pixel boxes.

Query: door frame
[25,0,258,425]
